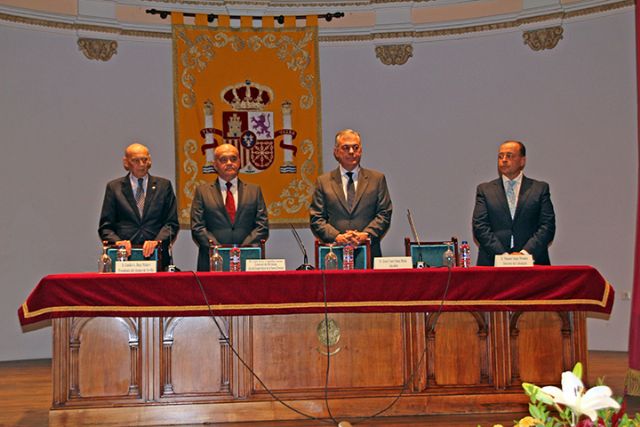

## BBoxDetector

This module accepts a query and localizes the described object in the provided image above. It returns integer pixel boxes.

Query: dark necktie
[346,172,355,211]
[225,181,236,223]
[135,178,145,216]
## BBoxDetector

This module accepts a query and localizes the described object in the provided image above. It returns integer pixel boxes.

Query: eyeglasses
[216,155,239,164]
[339,144,361,153]
[498,153,519,160]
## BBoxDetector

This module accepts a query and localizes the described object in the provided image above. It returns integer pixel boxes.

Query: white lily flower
[541,370,620,423]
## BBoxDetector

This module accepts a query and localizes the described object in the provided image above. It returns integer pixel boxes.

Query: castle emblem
[199,80,298,175]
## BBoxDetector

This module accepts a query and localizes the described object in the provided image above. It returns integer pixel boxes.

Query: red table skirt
[18,266,614,326]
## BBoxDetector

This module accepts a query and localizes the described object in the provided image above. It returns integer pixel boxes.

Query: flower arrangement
[490,363,640,427]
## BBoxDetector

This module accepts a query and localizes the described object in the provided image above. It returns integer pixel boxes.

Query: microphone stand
[407,209,426,268]
[290,224,315,270]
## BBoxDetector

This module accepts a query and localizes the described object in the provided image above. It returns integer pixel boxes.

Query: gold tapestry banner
[172,14,322,227]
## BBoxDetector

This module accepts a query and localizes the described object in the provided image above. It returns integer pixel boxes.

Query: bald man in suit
[99,143,179,269]
[191,144,269,271]
[310,129,392,258]
[472,140,556,266]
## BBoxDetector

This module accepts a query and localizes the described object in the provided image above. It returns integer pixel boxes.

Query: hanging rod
[145,9,344,24]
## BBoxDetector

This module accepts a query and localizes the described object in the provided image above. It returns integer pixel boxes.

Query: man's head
[333,129,362,172]
[214,144,241,182]
[498,140,526,180]
[123,143,152,179]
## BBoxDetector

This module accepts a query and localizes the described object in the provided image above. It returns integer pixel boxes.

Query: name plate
[373,256,413,270]
[245,259,286,272]
[494,254,534,267]
[115,260,157,274]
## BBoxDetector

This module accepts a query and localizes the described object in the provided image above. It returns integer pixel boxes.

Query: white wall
[0,8,635,360]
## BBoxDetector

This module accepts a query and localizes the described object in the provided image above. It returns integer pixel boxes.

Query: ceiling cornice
[0,0,633,43]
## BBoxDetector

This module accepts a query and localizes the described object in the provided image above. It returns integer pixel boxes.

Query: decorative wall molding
[77,38,118,61]
[0,0,633,43]
[375,44,412,65]
[523,26,564,51]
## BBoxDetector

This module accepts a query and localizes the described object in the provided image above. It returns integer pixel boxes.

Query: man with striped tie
[99,143,179,269]
[472,140,556,266]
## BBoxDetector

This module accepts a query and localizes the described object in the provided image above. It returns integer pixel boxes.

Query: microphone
[289,224,315,271]
[166,227,180,272]
[406,209,427,268]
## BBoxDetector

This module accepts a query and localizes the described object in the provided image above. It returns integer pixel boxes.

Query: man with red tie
[190,144,269,271]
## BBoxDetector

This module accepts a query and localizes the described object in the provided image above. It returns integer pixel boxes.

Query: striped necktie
[135,178,145,216]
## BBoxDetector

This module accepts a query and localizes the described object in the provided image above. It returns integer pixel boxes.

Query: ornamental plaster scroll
[374,44,412,65]
[77,38,118,61]
[522,26,563,51]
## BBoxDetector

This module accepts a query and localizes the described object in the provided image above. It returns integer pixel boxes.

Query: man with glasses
[472,140,556,266]
[310,129,392,258]
[99,142,179,269]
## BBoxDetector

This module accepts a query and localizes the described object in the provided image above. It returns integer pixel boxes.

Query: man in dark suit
[99,143,179,268]
[309,129,393,258]
[191,144,269,271]
[472,140,556,266]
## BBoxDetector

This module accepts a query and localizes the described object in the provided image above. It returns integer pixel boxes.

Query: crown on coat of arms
[221,80,273,111]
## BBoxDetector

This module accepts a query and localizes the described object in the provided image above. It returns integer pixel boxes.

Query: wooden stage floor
[1,351,635,427]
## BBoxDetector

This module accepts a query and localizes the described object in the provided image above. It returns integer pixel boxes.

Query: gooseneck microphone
[406,209,426,268]
[289,224,315,270]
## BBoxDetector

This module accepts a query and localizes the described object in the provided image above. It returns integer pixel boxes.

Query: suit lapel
[492,178,512,222]
[330,168,349,212]
[351,168,369,212]
[213,180,232,224]
[141,175,159,219]
[513,176,532,222]
[236,179,245,221]
[121,175,141,220]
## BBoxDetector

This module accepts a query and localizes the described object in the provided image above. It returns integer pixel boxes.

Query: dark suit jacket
[99,174,179,267]
[472,176,556,266]
[191,179,269,271]
[309,167,392,258]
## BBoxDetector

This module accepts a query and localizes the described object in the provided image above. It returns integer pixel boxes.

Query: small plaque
[245,259,286,271]
[115,260,157,274]
[494,254,534,267]
[373,256,413,270]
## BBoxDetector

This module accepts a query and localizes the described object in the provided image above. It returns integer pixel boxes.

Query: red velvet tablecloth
[18,266,614,326]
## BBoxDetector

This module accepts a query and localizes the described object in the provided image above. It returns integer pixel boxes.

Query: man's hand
[349,231,369,245]
[335,230,368,246]
[116,240,132,256]
[142,240,159,258]
[335,233,351,245]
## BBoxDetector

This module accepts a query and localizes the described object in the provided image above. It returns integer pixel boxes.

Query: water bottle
[209,241,223,272]
[229,245,241,272]
[116,245,128,262]
[98,241,112,273]
[324,244,338,270]
[342,243,354,270]
[442,243,455,268]
[460,240,471,268]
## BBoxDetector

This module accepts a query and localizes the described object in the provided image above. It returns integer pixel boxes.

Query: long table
[18,266,614,426]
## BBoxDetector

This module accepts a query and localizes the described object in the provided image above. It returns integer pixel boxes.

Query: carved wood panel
[509,311,571,386]
[68,317,141,401]
[250,313,405,392]
[425,312,491,387]
[160,316,232,399]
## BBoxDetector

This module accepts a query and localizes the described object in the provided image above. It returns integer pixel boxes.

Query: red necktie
[225,181,236,223]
